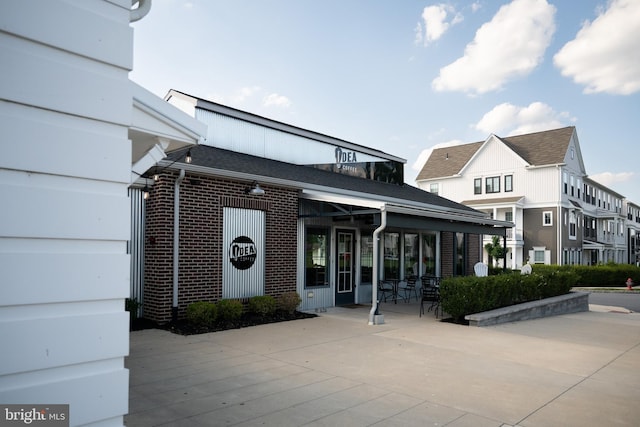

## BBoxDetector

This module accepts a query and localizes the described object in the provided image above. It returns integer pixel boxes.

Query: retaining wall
[465,292,589,327]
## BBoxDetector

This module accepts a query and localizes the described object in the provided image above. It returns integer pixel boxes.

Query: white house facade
[0,1,202,425]
[416,127,639,268]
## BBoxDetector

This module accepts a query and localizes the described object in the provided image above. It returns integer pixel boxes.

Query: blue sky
[131,0,640,203]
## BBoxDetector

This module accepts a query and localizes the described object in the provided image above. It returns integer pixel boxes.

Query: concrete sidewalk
[125,302,640,426]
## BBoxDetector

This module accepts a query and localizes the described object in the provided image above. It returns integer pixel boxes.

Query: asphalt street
[588,291,640,312]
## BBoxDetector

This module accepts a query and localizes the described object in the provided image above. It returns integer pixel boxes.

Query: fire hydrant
[626,278,634,290]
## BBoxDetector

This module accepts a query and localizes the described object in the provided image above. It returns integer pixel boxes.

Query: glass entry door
[335,230,355,305]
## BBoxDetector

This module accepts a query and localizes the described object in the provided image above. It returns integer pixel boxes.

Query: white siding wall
[436,138,561,206]
[0,1,132,426]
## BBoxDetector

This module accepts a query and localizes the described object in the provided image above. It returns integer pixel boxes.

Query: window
[533,249,545,263]
[485,176,500,193]
[455,232,465,276]
[429,183,439,195]
[404,233,419,278]
[360,233,373,284]
[383,232,400,279]
[505,175,513,192]
[543,211,553,226]
[563,172,568,194]
[570,175,575,197]
[569,210,577,239]
[422,233,437,276]
[474,178,482,194]
[305,228,329,287]
[505,211,513,222]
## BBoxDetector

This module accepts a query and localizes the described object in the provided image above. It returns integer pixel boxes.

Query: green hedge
[531,264,640,287]
[248,295,277,317]
[216,299,244,321]
[186,301,217,326]
[278,292,302,314]
[439,269,578,321]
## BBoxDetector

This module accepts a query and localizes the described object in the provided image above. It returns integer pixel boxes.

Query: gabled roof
[164,145,487,217]
[417,142,483,180]
[417,126,576,180]
[499,126,575,166]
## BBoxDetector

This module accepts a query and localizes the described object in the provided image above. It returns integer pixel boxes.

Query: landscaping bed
[128,292,317,335]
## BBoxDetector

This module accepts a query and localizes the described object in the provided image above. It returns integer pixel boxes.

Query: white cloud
[475,102,573,135]
[412,139,464,172]
[589,172,635,186]
[432,0,556,94]
[415,4,463,46]
[263,93,292,108]
[554,0,640,95]
[471,2,482,13]
[231,86,262,104]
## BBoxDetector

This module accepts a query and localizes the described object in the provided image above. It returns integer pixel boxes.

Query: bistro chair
[377,280,395,303]
[401,275,419,302]
[420,284,440,318]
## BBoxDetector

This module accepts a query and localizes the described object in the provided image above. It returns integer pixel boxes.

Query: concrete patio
[125,301,640,426]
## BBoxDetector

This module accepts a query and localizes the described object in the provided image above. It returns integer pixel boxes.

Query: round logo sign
[229,236,257,270]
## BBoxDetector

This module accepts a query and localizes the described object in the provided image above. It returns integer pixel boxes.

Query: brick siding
[144,171,297,323]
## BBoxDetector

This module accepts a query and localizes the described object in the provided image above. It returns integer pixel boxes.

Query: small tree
[485,235,506,267]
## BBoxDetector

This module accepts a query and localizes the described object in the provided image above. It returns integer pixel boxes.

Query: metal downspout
[130,0,152,22]
[172,169,185,321]
[369,205,387,325]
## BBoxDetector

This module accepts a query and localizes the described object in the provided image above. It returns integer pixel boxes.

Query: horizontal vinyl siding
[0,103,131,183]
[0,1,132,425]
[0,32,131,126]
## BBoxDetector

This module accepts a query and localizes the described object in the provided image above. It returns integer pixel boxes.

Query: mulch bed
[130,310,317,335]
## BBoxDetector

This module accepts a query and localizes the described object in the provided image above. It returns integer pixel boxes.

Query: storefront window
[305,228,329,287]
[360,232,373,284]
[404,233,419,278]
[383,232,400,279]
[456,232,466,275]
[422,233,436,276]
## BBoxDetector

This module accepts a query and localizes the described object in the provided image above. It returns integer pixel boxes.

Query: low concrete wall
[465,292,589,327]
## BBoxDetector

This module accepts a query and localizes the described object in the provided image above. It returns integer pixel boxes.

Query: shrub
[216,299,244,321]
[278,292,302,314]
[186,301,217,326]
[440,269,578,322]
[532,264,640,287]
[248,295,277,317]
[125,298,142,323]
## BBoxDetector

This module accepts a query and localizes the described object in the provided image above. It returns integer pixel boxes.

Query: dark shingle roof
[167,145,480,214]
[500,126,575,166]
[417,126,576,180]
[416,142,483,180]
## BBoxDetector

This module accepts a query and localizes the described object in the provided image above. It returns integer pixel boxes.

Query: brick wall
[144,171,298,323]
[441,231,454,277]
[440,231,481,278]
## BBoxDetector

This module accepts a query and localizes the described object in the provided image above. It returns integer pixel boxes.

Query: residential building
[416,126,638,268]
[624,200,640,266]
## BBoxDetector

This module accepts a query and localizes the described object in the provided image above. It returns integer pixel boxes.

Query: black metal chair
[420,276,440,318]
[401,276,419,302]
[378,280,395,303]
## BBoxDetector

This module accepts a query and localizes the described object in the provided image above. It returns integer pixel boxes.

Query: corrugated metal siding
[223,207,265,299]
[128,187,145,317]
[196,109,386,165]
